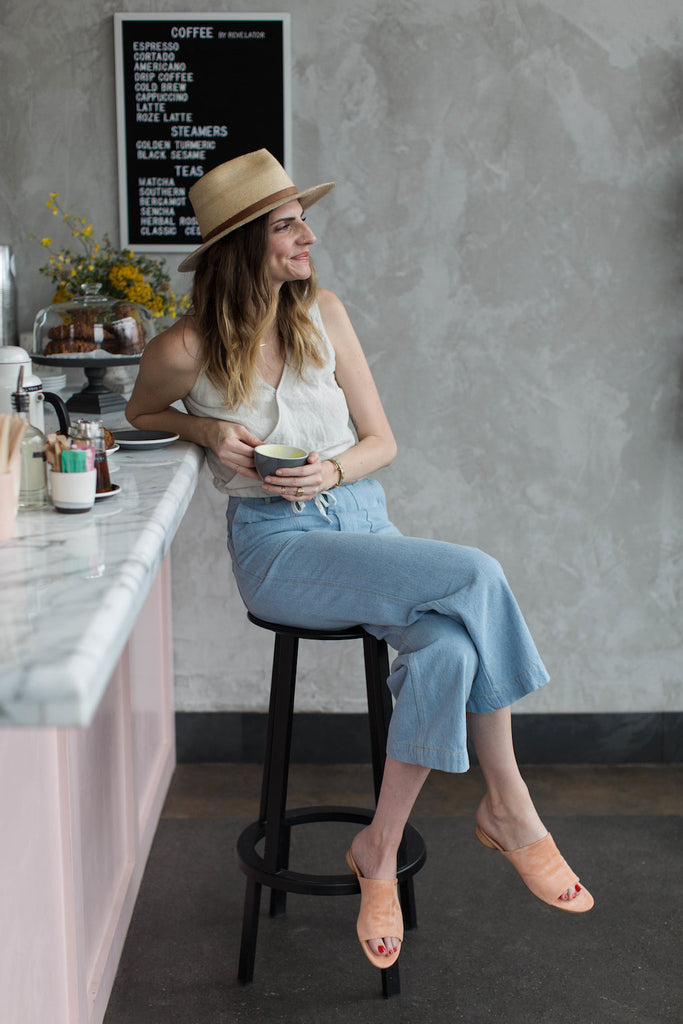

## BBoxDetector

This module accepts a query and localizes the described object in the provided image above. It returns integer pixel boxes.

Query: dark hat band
[202,185,299,243]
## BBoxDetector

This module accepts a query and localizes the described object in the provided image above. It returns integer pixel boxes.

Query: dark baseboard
[175,711,683,765]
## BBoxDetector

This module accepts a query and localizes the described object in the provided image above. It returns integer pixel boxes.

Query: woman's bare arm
[126,317,263,479]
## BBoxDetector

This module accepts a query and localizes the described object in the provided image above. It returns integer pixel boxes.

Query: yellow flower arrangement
[32,194,189,320]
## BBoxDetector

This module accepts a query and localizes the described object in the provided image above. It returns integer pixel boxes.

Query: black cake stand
[32,353,141,414]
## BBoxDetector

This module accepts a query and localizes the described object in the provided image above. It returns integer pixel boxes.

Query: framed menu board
[114,13,291,251]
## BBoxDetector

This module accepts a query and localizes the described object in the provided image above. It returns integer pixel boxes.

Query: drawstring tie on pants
[293,489,337,521]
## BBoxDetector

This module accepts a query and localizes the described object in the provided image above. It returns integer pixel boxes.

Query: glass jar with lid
[69,417,112,494]
[33,283,154,358]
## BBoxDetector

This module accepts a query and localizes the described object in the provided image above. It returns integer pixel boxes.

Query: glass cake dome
[33,283,154,358]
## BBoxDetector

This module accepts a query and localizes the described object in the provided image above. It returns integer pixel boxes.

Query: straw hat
[178,149,336,272]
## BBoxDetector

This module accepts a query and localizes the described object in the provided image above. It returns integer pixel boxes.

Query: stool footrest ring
[236,806,427,897]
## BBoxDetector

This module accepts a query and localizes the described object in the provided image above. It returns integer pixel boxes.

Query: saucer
[114,430,179,450]
[95,483,121,500]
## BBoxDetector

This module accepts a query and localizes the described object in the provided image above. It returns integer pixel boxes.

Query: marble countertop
[0,420,204,728]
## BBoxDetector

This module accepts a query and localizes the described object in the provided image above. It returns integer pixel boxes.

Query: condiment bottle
[69,418,111,494]
[11,370,49,509]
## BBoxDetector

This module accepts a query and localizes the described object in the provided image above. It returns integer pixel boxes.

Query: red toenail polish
[377,945,385,954]
[575,884,581,892]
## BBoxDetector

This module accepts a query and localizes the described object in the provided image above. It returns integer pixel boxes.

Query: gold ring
[295,486,304,498]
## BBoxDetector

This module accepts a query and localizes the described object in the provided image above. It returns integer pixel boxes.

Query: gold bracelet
[326,457,345,489]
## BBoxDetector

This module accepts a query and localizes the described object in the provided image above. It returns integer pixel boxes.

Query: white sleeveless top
[183,302,356,497]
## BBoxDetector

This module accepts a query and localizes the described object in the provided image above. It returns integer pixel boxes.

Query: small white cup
[50,469,97,514]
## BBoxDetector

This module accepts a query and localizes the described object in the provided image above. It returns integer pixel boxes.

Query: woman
[127,149,593,970]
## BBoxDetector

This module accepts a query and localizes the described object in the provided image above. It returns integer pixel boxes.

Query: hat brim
[177,181,336,272]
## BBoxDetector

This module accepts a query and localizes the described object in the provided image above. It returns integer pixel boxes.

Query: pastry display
[33,288,154,358]
[44,337,98,355]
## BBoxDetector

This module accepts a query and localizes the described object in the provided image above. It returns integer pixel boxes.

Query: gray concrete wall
[2,1,682,715]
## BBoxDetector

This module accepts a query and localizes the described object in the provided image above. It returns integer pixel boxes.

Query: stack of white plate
[38,371,67,392]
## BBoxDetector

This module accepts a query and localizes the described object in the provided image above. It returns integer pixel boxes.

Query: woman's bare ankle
[476,788,546,851]
[351,826,399,879]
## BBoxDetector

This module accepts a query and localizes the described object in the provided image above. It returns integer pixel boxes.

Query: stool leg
[237,878,262,983]
[398,835,419,931]
[269,822,291,917]
[362,636,391,802]
[382,962,401,999]
[237,631,299,981]
[262,632,299,917]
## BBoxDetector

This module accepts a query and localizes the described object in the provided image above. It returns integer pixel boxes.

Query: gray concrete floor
[105,764,683,1023]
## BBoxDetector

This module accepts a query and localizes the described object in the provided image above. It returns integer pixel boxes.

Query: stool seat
[235,613,427,998]
[247,611,370,640]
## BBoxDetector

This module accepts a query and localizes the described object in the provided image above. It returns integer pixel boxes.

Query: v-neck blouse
[183,302,356,496]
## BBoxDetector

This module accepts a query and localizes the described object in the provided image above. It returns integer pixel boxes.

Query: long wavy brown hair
[191,214,324,408]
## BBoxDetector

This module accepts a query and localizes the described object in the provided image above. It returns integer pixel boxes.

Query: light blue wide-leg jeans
[227,478,549,773]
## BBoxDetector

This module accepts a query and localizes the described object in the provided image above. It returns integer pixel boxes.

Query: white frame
[114,12,292,253]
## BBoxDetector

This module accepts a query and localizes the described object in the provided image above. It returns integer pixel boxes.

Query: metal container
[0,245,19,347]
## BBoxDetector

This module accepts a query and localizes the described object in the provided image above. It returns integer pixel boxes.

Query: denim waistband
[227,477,384,516]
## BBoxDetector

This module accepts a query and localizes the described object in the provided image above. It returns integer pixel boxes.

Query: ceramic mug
[254,444,309,481]
[50,469,97,513]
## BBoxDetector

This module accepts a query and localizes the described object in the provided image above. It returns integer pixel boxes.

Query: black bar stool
[235,612,427,998]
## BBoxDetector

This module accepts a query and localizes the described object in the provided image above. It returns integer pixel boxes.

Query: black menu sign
[114,13,291,251]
